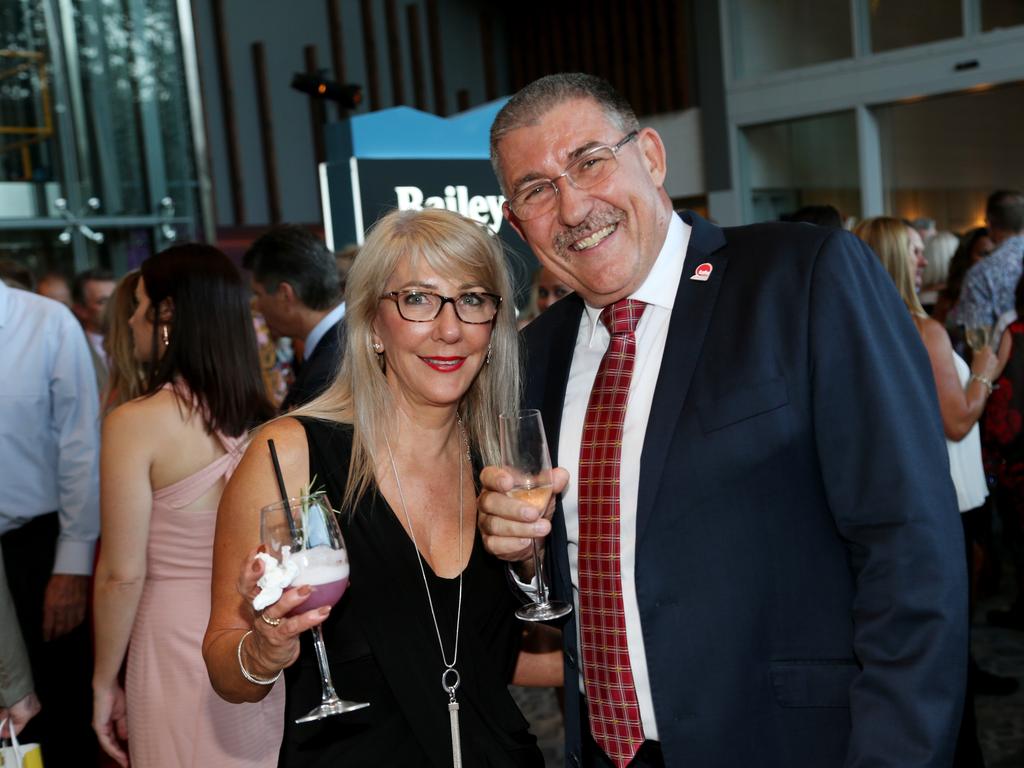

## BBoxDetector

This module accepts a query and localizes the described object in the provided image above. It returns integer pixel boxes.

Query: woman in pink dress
[92,244,283,767]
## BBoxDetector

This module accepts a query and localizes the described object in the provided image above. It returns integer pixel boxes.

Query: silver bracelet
[969,373,995,393]
[237,630,282,686]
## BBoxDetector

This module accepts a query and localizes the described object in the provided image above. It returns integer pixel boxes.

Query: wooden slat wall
[326,0,349,119]
[504,0,695,116]
[251,42,281,224]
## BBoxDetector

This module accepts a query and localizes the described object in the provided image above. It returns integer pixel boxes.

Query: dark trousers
[955,508,985,768]
[580,695,665,768]
[2,513,98,768]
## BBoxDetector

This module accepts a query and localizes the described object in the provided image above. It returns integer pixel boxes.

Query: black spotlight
[290,72,362,109]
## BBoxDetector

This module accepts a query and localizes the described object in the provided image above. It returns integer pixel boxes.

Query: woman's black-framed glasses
[380,290,502,323]
[507,130,639,220]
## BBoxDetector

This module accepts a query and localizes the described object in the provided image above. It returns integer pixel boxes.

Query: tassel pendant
[448,697,463,768]
[442,668,462,768]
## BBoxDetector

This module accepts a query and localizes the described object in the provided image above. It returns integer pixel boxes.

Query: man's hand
[478,466,569,569]
[0,691,41,738]
[42,573,89,641]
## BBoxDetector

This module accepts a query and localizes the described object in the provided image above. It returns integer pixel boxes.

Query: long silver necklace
[385,418,468,768]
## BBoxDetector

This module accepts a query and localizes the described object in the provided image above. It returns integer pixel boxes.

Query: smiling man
[478,73,967,768]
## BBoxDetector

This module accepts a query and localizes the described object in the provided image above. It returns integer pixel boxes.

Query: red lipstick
[421,356,467,372]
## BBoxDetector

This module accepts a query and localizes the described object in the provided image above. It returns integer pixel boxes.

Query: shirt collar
[582,212,690,344]
[304,302,346,357]
[0,279,10,329]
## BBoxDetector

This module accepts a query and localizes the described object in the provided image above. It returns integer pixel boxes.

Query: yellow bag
[0,718,43,768]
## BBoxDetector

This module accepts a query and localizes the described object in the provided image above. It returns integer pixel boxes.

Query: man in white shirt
[243,226,346,411]
[0,279,100,764]
[71,268,115,396]
[480,74,965,768]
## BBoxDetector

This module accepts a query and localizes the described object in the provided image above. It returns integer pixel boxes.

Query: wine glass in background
[965,324,993,352]
[499,409,573,622]
[260,494,370,723]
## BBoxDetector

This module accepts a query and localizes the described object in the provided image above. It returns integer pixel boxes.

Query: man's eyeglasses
[507,130,638,221]
[380,290,502,323]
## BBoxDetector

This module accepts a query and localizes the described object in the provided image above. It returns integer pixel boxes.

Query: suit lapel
[539,295,584,465]
[636,212,728,545]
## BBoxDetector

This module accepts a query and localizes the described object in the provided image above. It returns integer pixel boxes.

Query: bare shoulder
[918,317,953,351]
[247,417,308,460]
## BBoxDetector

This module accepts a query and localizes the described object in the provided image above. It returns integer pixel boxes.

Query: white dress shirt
[0,282,100,574]
[559,213,691,740]
[304,302,346,359]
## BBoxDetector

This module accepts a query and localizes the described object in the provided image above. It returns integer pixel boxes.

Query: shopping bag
[0,718,43,768]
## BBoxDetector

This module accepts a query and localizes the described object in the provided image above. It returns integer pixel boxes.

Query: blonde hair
[102,269,145,414]
[291,208,521,510]
[853,217,926,318]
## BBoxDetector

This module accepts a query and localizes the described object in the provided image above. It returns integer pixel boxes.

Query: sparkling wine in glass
[260,494,370,723]
[965,324,992,352]
[499,409,573,622]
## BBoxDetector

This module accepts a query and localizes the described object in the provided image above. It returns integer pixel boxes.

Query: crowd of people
[1,72,1022,768]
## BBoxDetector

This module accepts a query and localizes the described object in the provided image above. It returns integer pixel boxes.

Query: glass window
[876,82,1024,233]
[69,0,198,220]
[742,111,860,223]
[0,0,61,218]
[982,0,1024,31]
[730,0,852,78]
[868,0,962,53]
[0,0,201,273]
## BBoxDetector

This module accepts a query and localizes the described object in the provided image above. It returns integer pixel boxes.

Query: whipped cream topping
[252,547,299,611]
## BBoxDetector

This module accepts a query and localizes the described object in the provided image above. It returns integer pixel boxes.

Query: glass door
[0,0,207,277]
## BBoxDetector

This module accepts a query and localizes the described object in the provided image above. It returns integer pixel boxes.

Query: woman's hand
[92,681,129,767]
[235,550,332,681]
[970,329,1012,383]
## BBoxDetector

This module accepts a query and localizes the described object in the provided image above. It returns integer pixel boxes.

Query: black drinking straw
[268,439,299,541]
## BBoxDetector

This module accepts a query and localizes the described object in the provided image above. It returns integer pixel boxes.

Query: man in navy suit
[479,73,966,767]
[244,225,347,411]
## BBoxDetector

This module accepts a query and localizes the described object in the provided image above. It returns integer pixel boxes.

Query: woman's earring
[161,325,170,348]
[372,341,383,353]
[485,345,492,365]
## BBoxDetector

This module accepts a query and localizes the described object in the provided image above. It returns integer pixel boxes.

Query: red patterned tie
[578,298,647,767]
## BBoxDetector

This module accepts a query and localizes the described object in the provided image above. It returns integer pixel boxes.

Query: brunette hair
[140,243,274,436]
[853,217,926,318]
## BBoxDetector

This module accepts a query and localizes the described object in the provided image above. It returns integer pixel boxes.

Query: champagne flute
[499,409,573,622]
[965,324,993,352]
[260,494,370,723]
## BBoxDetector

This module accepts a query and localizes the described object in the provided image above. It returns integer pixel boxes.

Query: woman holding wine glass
[204,208,553,767]
[92,245,282,767]
[855,216,1011,763]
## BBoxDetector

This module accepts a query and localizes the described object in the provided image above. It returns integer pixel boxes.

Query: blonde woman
[204,209,551,767]
[101,270,145,414]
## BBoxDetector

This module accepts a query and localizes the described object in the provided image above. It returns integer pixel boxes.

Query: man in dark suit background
[479,73,966,767]
[244,225,347,411]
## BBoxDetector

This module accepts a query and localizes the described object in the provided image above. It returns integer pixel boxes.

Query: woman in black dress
[204,209,553,767]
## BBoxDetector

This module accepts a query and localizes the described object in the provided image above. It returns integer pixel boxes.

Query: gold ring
[259,612,281,627]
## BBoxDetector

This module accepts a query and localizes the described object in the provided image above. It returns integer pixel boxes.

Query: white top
[0,281,100,574]
[557,213,691,740]
[304,302,346,358]
[947,352,988,513]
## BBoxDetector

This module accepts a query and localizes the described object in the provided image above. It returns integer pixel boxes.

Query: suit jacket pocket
[698,377,789,433]
[769,660,858,708]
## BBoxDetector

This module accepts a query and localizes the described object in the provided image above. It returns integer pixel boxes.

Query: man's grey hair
[489,73,639,194]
